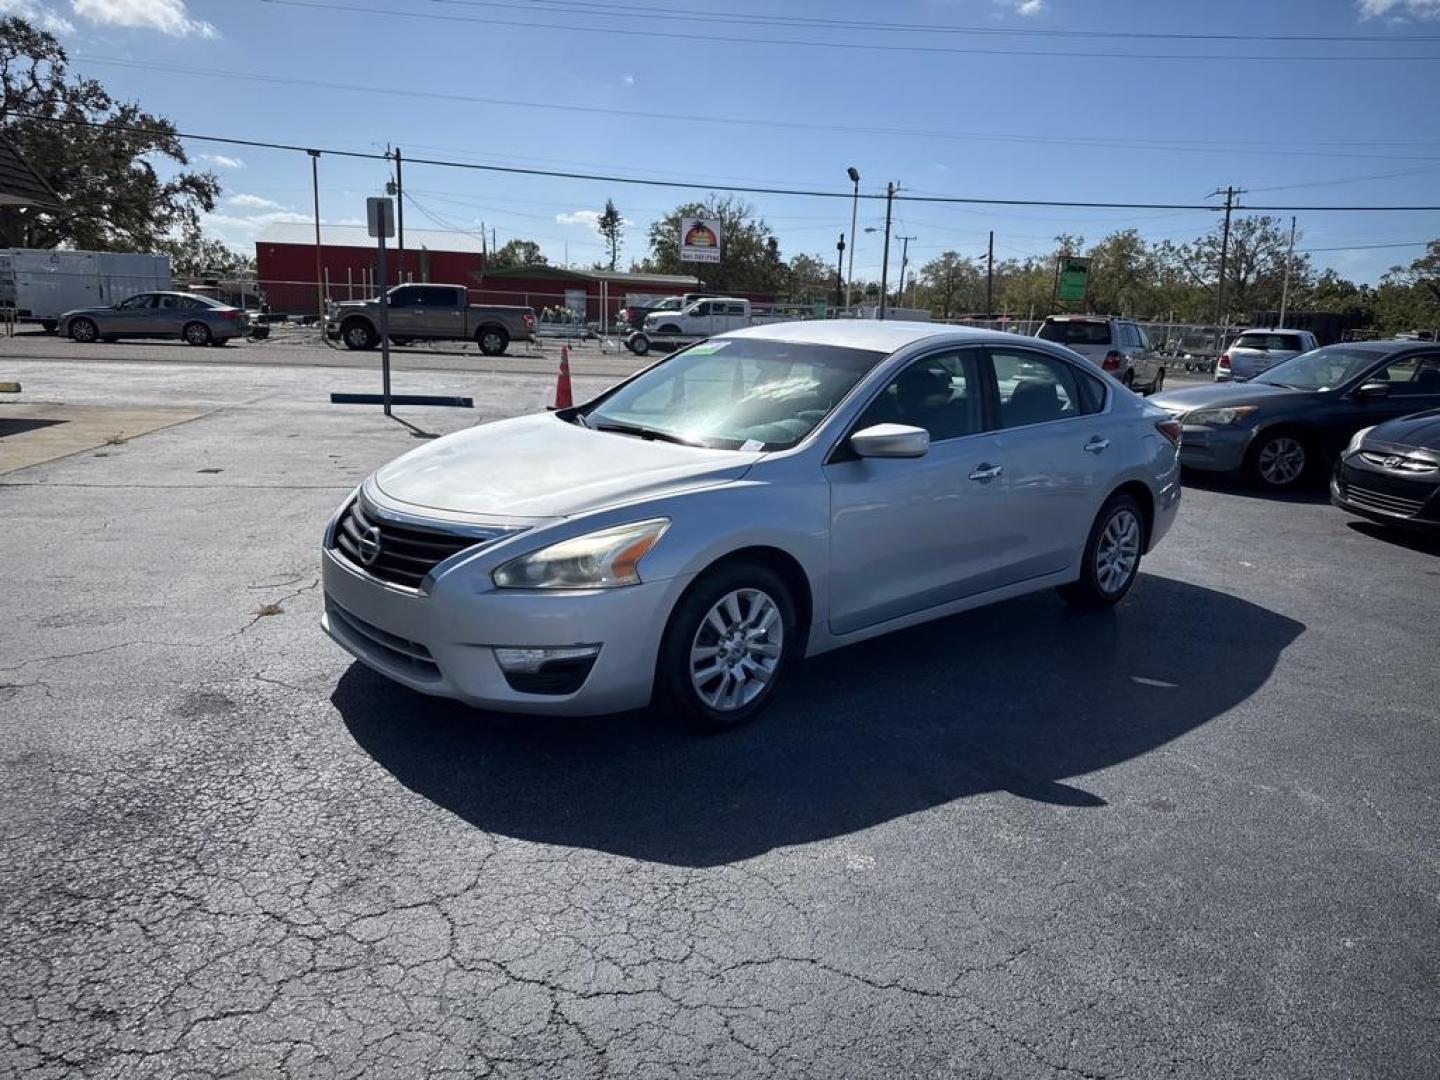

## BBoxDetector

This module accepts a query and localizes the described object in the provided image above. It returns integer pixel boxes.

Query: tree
[158,232,255,278]
[639,194,784,292]
[783,253,835,304]
[1086,229,1160,316]
[1160,215,1307,322]
[0,17,219,249]
[1374,241,1440,334]
[597,199,623,272]
[915,252,981,318]
[489,238,547,269]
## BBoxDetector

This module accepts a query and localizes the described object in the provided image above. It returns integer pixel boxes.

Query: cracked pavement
[2,354,1437,1078]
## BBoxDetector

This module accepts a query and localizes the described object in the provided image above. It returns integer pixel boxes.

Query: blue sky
[7,0,1440,283]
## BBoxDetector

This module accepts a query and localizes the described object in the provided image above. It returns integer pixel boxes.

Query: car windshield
[1250,346,1383,391]
[1038,320,1111,346]
[580,337,887,450]
[1234,333,1303,351]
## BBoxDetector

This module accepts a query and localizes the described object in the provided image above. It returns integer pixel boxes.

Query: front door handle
[969,463,1003,483]
[1083,437,1110,454]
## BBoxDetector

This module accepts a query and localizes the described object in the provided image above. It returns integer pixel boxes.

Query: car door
[984,345,1122,581]
[384,286,426,338]
[1351,352,1440,429]
[150,293,187,337]
[109,293,156,334]
[825,347,1013,635]
[687,301,713,335]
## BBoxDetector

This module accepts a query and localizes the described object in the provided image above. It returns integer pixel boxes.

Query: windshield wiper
[591,421,700,446]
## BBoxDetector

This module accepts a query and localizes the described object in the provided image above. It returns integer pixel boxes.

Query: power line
[74,54,1440,165]
[421,0,1440,43]
[12,112,1440,213]
[255,0,1440,61]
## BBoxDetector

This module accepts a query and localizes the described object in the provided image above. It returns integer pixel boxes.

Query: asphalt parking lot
[2,344,1438,1078]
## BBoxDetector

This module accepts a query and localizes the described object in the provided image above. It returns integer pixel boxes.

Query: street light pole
[835,233,845,312]
[845,166,860,311]
[879,181,895,321]
[1278,214,1297,329]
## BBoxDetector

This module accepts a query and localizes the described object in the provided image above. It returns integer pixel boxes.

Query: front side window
[1135,326,1153,350]
[117,294,154,310]
[1373,354,1440,396]
[388,287,420,308]
[1252,346,1391,391]
[691,302,712,317]
[990,348,1083,428]
[580,338,886,450]
[854,351,982,442]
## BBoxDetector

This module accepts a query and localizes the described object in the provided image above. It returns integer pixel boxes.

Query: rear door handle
[969,463,1003,482]
[1083,437,1110,454]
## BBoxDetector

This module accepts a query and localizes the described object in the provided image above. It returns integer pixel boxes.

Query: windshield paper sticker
[741,439,765,451]
[686,341,730,355]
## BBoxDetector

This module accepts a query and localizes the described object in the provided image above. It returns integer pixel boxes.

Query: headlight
[492,519,669,589]
[1344,426,1375,456]
[1185,406,1258,426]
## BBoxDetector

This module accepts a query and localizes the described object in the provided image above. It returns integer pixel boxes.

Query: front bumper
[1330,458,1440,530]
[321,546,687,715]
[1176,425,1252,473]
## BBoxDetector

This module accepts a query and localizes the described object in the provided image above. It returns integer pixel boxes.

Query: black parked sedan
[1332,408,1440,531]
[1150,341,1440,490]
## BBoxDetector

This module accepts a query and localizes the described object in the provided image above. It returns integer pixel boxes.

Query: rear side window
[989,348,1084,428]
[1075,369,1108,414]
[1039,320,1112,346]
[416,287,460,307]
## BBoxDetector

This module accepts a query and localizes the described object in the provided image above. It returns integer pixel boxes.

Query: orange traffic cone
[554,345,574,409]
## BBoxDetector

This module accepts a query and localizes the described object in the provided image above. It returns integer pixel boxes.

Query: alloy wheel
[689,588,783,712]
[1095,508,1141,595]
[1257,436,1306,486]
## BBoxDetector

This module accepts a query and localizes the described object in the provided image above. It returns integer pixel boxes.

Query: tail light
[1102,350,1122,371]
[1156,419,1182,447]
[218,308,239,320]
[1218,353,1230,370]
[523,312,535,330]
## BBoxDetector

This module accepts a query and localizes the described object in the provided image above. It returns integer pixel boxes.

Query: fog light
[493,645,601,695]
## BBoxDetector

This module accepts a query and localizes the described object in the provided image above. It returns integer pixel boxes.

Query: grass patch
[254,602,285,618]
[103,431,129,445]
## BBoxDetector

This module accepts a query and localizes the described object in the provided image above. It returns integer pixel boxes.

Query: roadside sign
[679,217,722,264]
[1057,256,1090,301]
[367,197,395,239]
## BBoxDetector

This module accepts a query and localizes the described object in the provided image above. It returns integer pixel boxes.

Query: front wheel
[656,561,796,733]
[68,317,98,343]
[1059,493,1145,610]
[477,326,510,356]
[629,332,651,356]
[183,321,212,347]
[1246,430,1310,490]
[341,320,377,350]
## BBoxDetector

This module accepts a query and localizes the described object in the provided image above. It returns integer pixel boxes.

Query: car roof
[1043,314,1113,322]
[720,319,1026,353]
[1236,327,1307,335]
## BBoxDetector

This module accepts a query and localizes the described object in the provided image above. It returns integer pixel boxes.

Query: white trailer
[0,249,172,331]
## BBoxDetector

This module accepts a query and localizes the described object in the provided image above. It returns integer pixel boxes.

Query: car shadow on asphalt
[334,574,1304,867]
[1180,468,1331,505]
[1345,520,1440,557]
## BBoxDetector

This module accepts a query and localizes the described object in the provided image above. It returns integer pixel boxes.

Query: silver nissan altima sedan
[321,321,1182,731]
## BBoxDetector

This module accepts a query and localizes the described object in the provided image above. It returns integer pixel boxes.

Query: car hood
[1367,407,1440,455]
[61,306,117,318]
[373,412,763,519]
[1150,381,1307,415]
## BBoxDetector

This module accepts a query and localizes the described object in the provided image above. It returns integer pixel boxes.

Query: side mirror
[1354,381,1390,401]
[851,423,929,459]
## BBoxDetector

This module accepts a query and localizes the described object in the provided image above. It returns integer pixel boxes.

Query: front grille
[1341,482,1427,519]
[1359,451,1438,474]
[332,497,501,589]
[327,600,441,682]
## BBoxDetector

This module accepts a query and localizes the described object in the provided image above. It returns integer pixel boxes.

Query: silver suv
[1037,315,1165,394]
[1216,328,1319,382]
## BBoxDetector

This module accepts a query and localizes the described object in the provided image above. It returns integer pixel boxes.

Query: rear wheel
[656,561,796,733]
[183,321,212,346]
[68,317,98,343]
[477,326,510,356]
[1059,493,1145,610]
[1246,430,1311,490]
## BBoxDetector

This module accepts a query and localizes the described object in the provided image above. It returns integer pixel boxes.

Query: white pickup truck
[643,297,751,337]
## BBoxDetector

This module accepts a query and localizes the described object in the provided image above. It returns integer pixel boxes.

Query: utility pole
[308,149,323,322]
[394,146,405,283]
[896,235,915,311]
[986,229,994,317]
[1278,214,1297,329]
[834,232,846,312]
[1211,185,1245,329]
[879,181,896,321]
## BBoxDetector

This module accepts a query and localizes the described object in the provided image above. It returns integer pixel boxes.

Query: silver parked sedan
[59,291,249,346]
[321,321,1182,731]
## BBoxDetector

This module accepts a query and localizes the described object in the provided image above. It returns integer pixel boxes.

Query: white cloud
[200,153,244,169]
[622,73,635,86]
[556,210,602,228]
[1357,0,1440,15]
[0,0,76,33]
[70,0,218,37]
[201,210,309,246]
[227,193,285,210]
[1015,0,1044,14]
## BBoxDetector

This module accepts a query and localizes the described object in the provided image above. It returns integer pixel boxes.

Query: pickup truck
[643,297,751,337]
[326,284,535,356]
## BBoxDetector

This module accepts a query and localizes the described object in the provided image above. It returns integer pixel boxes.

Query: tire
[183,321,212,347]
[1122,368,1135,389]
[477,326,510,356]
[68,317,98,343]
[655,560,797,733]
[341,320,378,350]
[1245,429,1312,490]
[629,333,651,356]
[1150,367,1165,394]
[40,320,57,334]
[658,323,681,336]
[1059,492,1146,610]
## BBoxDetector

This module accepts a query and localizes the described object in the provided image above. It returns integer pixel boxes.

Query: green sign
[1057,256,1091,302]
[812,300,828,318]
